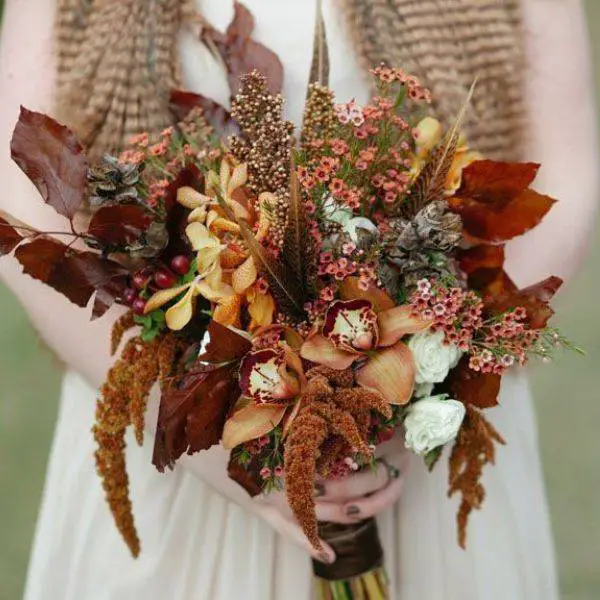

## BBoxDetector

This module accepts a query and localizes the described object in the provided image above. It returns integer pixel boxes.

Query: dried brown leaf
[10,107,87,222]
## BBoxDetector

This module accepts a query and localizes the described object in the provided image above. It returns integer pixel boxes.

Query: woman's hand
[249,433,409,564]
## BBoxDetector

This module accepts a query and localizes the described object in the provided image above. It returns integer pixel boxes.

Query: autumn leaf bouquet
[0,65,577,600]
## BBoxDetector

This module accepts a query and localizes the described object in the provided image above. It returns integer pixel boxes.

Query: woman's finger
[316,459,397,502]
[258,504,337,564]
[341,476,404,521]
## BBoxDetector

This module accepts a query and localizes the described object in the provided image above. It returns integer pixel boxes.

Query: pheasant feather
[403,81,476,217]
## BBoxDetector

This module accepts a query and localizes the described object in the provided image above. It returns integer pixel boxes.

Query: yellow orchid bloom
[247,284,275,330]
[412,117,483,193]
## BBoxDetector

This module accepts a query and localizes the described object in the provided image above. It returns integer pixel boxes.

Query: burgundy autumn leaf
[487,276,563,329]
[11,108,87,222]
[15,237,127,308]
[88,204,153,247]
[156,164,206,262]
[456,161,541,207]
[444,356,501,409]
[0,215,24,255]
[152,363,240,471]
[449,160,556,243]
[449,190,556,243]
[198,320,253,363]
[458,245,505,275]
[163,163,204,214]
[92,273,129,320]
[170,90,234,133]
[202,1,284,95]
[227,454,262,497]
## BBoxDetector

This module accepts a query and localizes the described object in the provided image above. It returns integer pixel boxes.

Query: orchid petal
[177,186,211,209]
[187,206,208,223]
[230,199,252,221]
[414,117,443,156]
[165,286,196,331]
[221,246,248,268]
[232,256,258,294]
[247,288,275,328]
[186,222,216,250]
[211,217,241,235]
[300,334,357,370]
[228,163,248,195]
[213,294,243,327]
[219,160,231,195]
[356,342,415,405]
[222,403,286,449]
[339,277,395,312]
[144,283,191,314]
[377,305,431,347]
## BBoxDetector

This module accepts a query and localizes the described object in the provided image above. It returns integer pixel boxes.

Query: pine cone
[381,201,462,296]
[88,155,143,206]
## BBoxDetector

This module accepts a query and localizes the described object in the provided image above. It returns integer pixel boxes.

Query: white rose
[404,395,466,455]
[414,382,434,398]
[408,330,462,385]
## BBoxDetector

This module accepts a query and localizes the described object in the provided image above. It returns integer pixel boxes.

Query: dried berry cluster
[229,71,294,245]
[301,83,336,152]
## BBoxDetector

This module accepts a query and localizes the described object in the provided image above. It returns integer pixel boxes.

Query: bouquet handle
[312,518,390,600]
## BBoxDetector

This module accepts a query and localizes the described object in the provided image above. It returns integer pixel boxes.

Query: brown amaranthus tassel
[93,334,164,557]
[284,368,391,548]
[448,404,506,548]
[110,311,136,356]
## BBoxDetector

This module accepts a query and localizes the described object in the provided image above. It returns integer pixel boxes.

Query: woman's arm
[0,0,118,389]
[506,0,599,288]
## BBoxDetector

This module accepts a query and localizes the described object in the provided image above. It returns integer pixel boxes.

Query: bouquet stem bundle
[313,519,389,600]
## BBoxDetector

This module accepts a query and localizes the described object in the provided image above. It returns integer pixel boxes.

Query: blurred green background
[1,2,599,599]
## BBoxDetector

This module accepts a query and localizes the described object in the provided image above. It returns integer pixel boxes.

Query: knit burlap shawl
[54,0,525,161]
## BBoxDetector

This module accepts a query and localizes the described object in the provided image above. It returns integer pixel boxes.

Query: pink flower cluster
[260,465,284,480]
[410,279,541,375]
[469,308,540,375]
[410,279,484,351]
[334,100,365,127]
[318,252,359,280]
[369,65,432,103]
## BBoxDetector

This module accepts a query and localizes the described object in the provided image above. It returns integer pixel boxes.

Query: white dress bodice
[180,0,370,127]
[23,2,559,599]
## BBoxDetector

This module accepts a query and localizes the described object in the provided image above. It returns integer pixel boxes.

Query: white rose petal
[414,382,434,398]
[404,395,466,455]
[408,330,462,385]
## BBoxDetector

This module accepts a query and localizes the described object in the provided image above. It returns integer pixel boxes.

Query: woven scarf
[54,0,525,161]
[340,0,526,160]
[54,0,196,161]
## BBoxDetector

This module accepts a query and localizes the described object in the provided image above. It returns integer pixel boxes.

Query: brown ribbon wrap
[312,518,384,581]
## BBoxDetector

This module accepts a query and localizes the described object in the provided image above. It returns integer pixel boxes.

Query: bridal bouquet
[0,65,576,599]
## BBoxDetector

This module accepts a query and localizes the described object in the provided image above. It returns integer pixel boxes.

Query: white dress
[24,1,559,598]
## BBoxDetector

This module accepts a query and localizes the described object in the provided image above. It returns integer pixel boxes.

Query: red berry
[122,288,137,306]
[132,271,150,289]
[132,298,146,315]
[377,427,395,444]
[170,255,191,275]
[154,268,176,289]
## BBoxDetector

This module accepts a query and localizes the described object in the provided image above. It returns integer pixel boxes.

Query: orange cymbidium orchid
[146,158,275,331]
[300,294,431,405]
[222,328,306,449]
